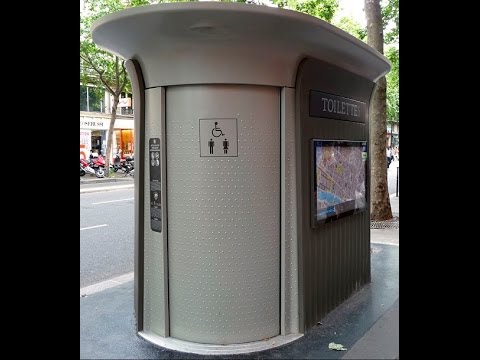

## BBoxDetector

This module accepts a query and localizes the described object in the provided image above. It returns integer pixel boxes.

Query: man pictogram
[208,138,214,154]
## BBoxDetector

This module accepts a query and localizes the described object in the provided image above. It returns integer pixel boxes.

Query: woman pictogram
[223,138,229,154]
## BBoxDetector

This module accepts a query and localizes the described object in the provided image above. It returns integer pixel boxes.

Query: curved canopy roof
[92,2,390,88]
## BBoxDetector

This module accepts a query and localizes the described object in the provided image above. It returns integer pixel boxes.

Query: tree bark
[105,94,119,177]
[365,0,392,220]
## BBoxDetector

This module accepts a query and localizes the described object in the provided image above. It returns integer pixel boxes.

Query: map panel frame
[311,139,367,228]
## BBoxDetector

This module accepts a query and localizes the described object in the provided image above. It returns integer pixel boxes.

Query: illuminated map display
[313,140,367,223]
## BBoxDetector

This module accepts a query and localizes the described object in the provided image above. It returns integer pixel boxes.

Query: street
[80,186,134,288]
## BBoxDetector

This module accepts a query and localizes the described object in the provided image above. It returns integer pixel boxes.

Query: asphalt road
[80,187,134,288]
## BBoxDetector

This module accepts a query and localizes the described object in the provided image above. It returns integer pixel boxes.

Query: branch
[80,51,115,95]
[115,56,121,95]
[119,60,129,93]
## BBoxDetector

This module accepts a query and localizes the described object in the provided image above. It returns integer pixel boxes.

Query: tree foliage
[333,16,366,40]
[385,46,398,123]
[382,0,398,44]
[271,0,339,22]
[382,0,398,125]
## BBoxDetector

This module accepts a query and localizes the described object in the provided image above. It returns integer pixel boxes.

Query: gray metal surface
[280,87,299,335]
[92,3,390,88]
[166,84,280,344]
[143,87,169,336]
[295,58,375,331]
[125,59,145,331]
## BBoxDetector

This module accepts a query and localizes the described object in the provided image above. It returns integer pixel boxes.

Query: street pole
[396,166,399,197]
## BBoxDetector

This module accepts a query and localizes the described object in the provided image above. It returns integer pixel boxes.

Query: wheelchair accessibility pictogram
[211,121,224,137]
[199,118,238,157]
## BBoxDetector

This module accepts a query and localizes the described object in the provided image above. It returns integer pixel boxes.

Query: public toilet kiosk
[92,2,390,355]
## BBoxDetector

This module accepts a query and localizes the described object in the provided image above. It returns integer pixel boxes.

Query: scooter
[89,155,106,177]
[123,155,134,175]
[81,158,104,178]
[111,152,122,172]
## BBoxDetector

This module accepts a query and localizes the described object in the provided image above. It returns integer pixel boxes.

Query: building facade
[80,84,134,160]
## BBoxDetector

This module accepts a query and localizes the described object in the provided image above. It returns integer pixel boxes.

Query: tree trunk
[105,94,119,177]
[365,0,392,220]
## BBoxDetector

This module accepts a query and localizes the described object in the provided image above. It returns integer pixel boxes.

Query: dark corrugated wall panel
[304,212,371,329]
[296,57,374,331]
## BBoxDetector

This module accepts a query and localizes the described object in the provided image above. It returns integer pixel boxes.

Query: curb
[80,177,134,185]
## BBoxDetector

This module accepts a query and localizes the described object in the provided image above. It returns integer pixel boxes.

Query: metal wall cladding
[143,87,168,336]
[280,88,299,335]
[296,58,374,331]
[166,85,280,344]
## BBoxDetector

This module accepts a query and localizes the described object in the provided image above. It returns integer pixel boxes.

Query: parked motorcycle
[111,153,134,176]
[89,154,106,177]
[111,152,122,172]
[81,157,104,178]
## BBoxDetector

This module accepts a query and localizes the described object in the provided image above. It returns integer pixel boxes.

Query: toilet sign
[199,118,238,157]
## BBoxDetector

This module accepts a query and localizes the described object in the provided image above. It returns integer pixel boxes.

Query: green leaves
[271,0,339,22]
[385,46,399,123]
[382,0,398,44]
[80,0,140,94]
[333,16,366,41]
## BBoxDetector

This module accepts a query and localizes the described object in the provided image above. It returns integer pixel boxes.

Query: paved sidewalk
[343,299,399,359]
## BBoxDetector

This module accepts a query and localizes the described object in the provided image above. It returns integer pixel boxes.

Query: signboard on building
[80,129,91,159]
[80,117,133,130]
[80,118,108,130]
[118,97,132,108]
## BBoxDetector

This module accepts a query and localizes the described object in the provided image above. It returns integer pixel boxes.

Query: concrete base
[140,332,303,355]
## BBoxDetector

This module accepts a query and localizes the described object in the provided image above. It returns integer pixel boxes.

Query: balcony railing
[120,108,134,115]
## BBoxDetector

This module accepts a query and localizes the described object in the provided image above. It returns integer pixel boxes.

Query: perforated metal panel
[166,85,280,344]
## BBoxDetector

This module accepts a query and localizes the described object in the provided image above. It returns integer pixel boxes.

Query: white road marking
[92,198,134,205]
[80,272,134,297]
[80,224,108,231]
[371,241,399,246]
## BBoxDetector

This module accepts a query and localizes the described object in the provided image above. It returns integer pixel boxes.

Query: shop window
[115,129,134,158]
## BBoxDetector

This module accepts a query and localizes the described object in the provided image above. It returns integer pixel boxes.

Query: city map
[315,141,366,221]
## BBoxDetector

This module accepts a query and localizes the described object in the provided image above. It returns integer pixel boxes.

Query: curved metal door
[166,84,280,344]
